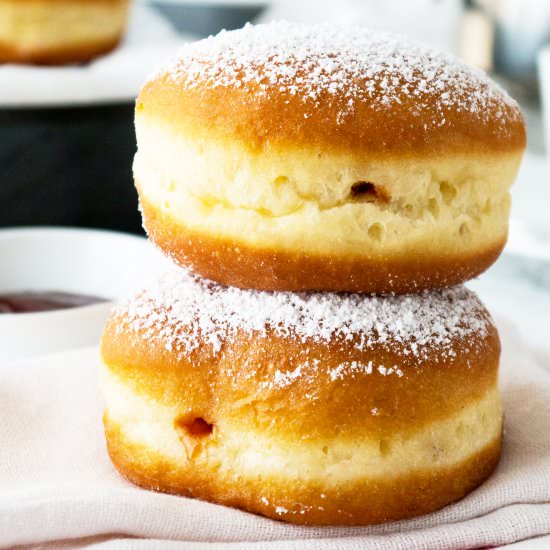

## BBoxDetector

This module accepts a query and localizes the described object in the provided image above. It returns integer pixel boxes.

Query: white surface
[0,227,171,362]
[0,4,190,108]
[539,45,550,155]
[0,319,549,549]
[259,0,463,54]
[508,219,550,261]
[468,254,550,356]
[469,151,550,354]
[506,151,550,259]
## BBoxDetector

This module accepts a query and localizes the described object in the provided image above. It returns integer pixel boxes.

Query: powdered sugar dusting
[114,270,492,375]
[155,21,520,129]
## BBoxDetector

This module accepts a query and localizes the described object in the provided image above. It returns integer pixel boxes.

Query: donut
[134,21,526,294]
[100,271,502,525]
[0,0,130,65]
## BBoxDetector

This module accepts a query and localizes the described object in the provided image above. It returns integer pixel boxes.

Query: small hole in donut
[175,416,214,438]
[368,223,383,241]
[439,181,457,205]
[459,222,470,239]
[428,198,440,219]
[379,439,391,457]
[350,181,387,203]
[273,175,289,185]
[322,446,329,455]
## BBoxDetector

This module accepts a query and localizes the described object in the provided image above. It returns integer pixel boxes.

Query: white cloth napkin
[1,318,549,549]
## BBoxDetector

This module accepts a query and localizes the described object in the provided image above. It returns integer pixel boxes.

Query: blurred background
[0,0,549,348]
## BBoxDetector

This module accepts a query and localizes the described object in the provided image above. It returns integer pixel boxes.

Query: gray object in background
[150,1,267,37]
[476,0,550,95]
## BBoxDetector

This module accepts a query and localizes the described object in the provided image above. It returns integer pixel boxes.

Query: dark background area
[0,104,141,233]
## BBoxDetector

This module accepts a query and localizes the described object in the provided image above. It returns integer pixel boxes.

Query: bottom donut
[100,271,503,525]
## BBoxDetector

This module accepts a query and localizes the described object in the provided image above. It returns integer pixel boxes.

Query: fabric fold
[1,319,549,549]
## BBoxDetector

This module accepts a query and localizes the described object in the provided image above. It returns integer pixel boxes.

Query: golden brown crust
[0,36,122,65]
[140,197,506,294]
[139,77,525,156]
[105,414,501,526]
[138,22,526,156]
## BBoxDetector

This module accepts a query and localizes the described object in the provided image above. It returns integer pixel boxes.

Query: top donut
[135,21,526,294]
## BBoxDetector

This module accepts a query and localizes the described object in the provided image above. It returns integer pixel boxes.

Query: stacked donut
[100,22,526,525]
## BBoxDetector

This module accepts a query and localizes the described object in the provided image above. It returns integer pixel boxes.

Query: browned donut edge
[140,197,506,294]
[139,64,526,156]
[0,36,122,66]
[105,413,502,526]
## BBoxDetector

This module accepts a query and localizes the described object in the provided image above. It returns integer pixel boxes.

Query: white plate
[0,4,192,108]
[539,45,550,155]
[0,227,172,362]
